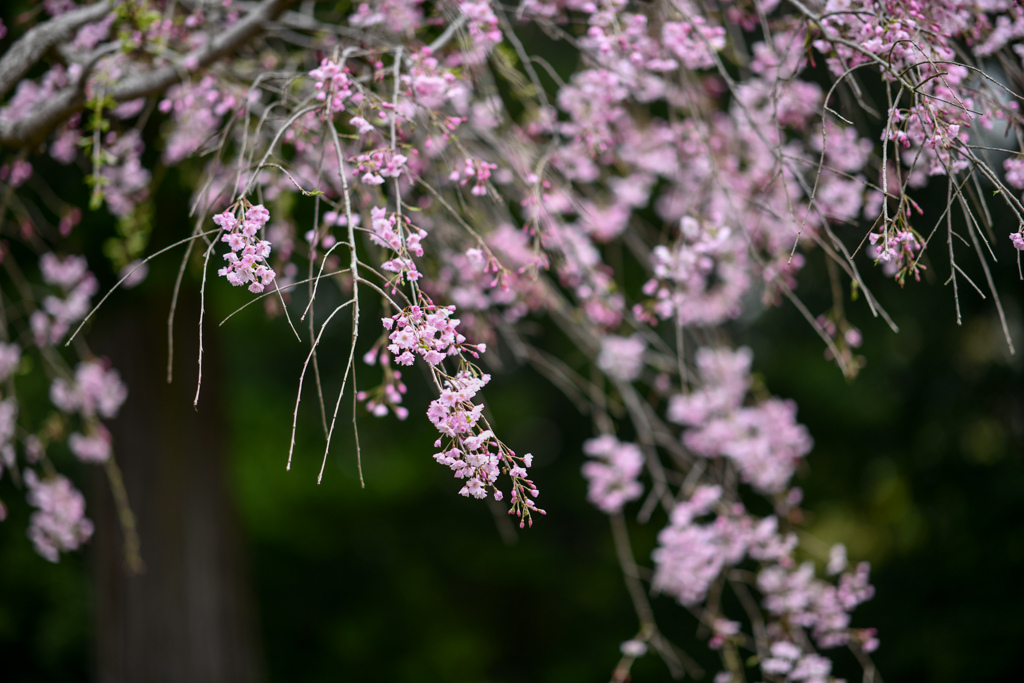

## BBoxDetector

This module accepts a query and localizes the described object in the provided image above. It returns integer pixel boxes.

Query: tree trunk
[92,293,263,683]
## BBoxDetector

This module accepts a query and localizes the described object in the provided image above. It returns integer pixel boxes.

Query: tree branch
[0,0,114,103]
[0,0,298,149]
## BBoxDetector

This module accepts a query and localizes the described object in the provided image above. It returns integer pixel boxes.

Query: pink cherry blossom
[581,435,644,513]
[25,472,94,563]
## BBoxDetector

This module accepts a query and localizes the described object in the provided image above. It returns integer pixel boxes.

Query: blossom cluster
[30,254,98,346]
[50,359,128,421]
[0,63,79,133]
[383,304,472,367]
[349,0,424,35]
[378,299,535,523]
[215,204,277,294]
[0,343,19,383]
[456,0,502,64]
[448,158,497,197]
[669,347,813,494]
[0,159,32,188]
[868,228,925,285]
[310,58,354,117]
[428,369,542,526]
[96,131,151,218]
[638,217,750,327]
[158,76,244,164]
[759,557,877,651]
[355,150,408,186]
[816,1,980,184]
[580,435,643,514]
[1012,230,1024,251]
[358,345,409,420]
[405,48,462,110]
[653,483,877,673]
[428,370,493,492]
[662,18,727,70]
[370,207,426,286]
[0,257,127,560]
[24,472,94,563]
[50,359,128,465]
[596,334,646,383]
[652,485,796,606]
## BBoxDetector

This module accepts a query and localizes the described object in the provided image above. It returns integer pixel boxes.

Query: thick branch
[0,0,114,102]
[0,0,297,149]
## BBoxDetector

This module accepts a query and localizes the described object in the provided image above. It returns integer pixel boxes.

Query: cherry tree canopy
[4,0,1024,680]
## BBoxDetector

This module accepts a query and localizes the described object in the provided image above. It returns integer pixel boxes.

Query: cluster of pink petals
[652,485,798,606]
[868,228,924,282]
[662,18,726,70]
[427,370,542,523]
[0,399,16,452]
[0,64,79,128]
[216,205,277,294]
[1004,157,1024,189]
[98,130,152,218]
[652,485,733,605]
[50,360,128,421]
[759,559,877,651]
[349,0,424,34]
[40,252,89,289]
[310,58,353,116]
[30,254,98,346]
[429,371,495,495]
[384,304,472,367]
[355,150,407,185]
[685,399,813,494]
[0,160,32,188]
[669,347,752,424]
[374,274,541,520]
[556,68,629,154]
[457,0,502,63]
[596,334,646,382]
[815,3,921,74]
[0,343,19,382]
[670,347,812,494]
[889,102,971,177]
[581,435,643,514]
[68,427,112,464]
[158,76,242,164]
[370,208,421,254]
[406,49,461,110]
[429,234,544,330]
[640,217,750,326]
[370,207,427,285]
[449,158,496,196]
[580,9,670,77]
[760,641,834,683]
[349,116,375,136]
[357,347,409,420]
[25,471,94,563]
[818,2,975,182]
[380,300,538,520]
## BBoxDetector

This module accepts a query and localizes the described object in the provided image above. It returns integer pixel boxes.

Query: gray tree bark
[92,294,264,683]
